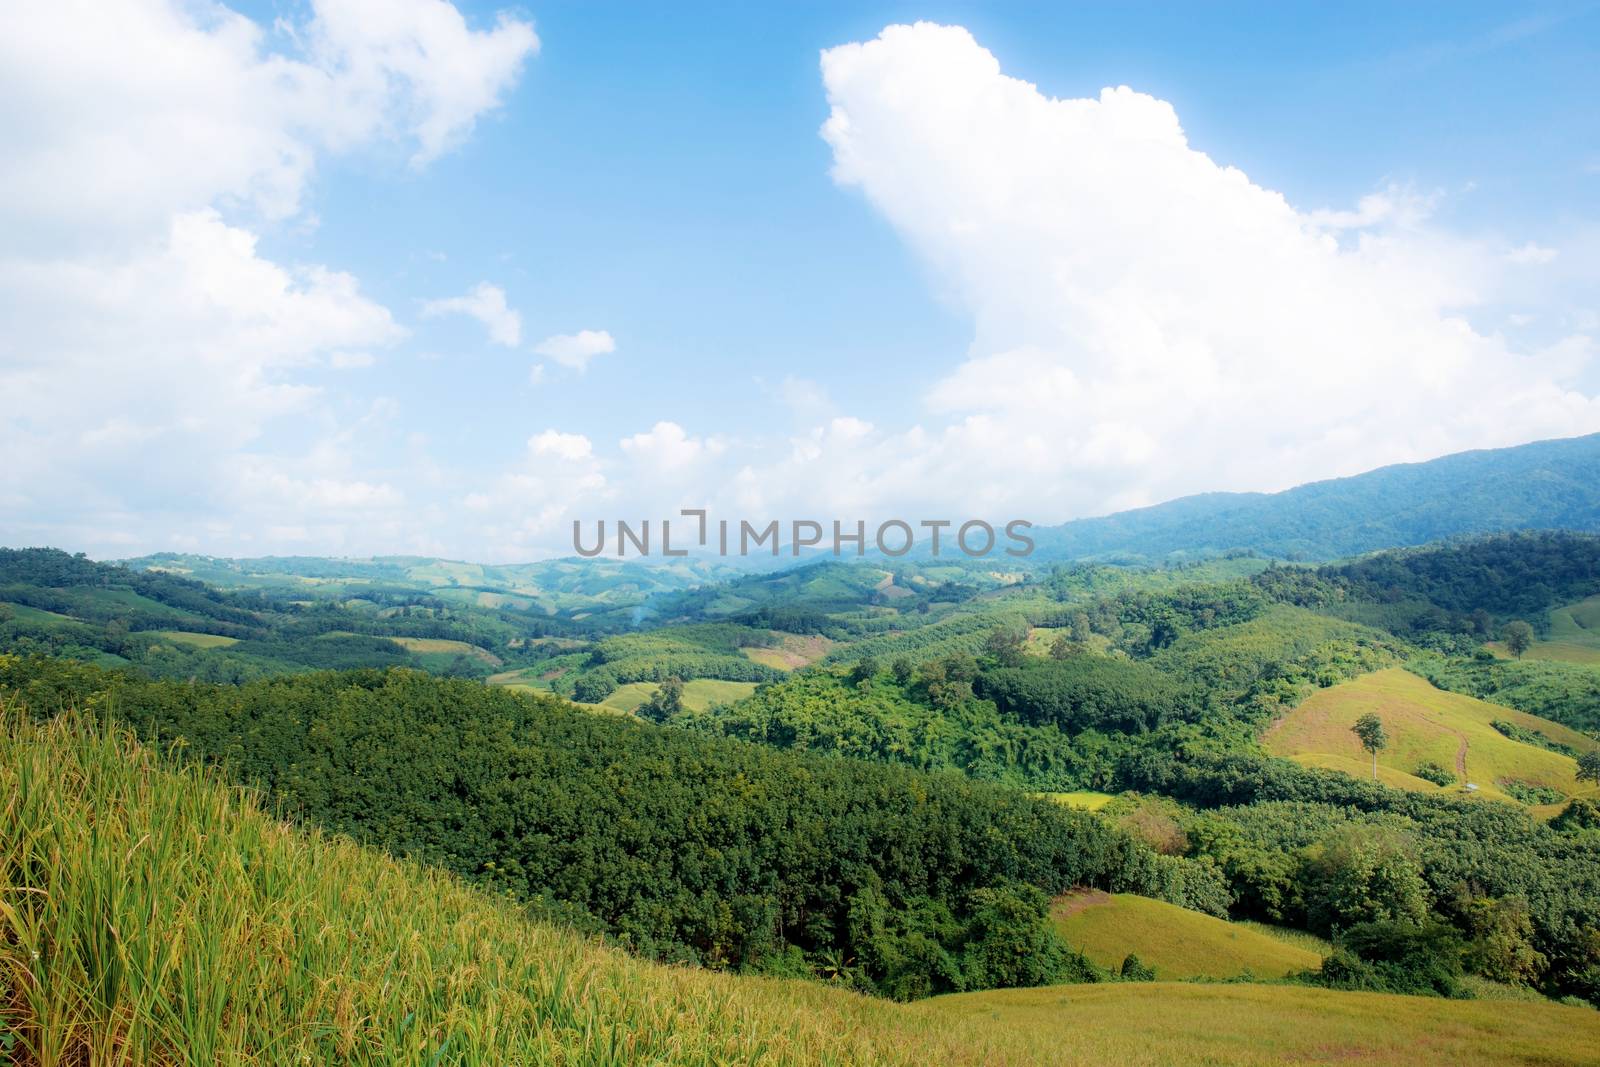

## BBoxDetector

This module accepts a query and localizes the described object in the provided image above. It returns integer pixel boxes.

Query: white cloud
[1505,242,1559,265]
[533,329,615,370]
[531,429,594,461]
[806,22,1600,518]
[0,0,537,557]
[0,0,537,247]
[422,282,523,345]
[619,421,725,472]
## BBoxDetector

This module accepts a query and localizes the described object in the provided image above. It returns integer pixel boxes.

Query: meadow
[1049,891,1324,979]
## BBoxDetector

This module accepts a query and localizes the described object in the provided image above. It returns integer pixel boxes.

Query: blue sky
[2,1,1598,560]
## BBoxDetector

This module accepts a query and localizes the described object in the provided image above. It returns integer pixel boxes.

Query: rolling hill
[1050,891,1324,979]
[1263,668,1600,810]
[1030,432,1600,562]
[8,708,1598,1067]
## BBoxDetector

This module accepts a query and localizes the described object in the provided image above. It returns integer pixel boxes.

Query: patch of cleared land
[1038,791,1116,812]
[148,630,239,649]
[1,602,80,624]
[386,636,503,667]
[590,679,760,715]
[1050,891,1323,980]
[742,634,835,671]
[1263,668,1599,810]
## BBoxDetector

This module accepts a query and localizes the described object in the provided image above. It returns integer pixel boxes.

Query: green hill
[1050,891,1324,979]
[7,710,1599,1067]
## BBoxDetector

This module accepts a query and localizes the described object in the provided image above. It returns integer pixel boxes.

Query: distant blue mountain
[1030,432,1600,562]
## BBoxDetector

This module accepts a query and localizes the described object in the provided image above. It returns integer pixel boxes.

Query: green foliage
[1119,953,1156,981]
[1352,713,1388,755]
[684,667,1113,792]
[1123,754,1600,1003]
[638,675,686,722]
[1490,719,1578,757]
[1551,797,1600,833]
[1579,750,1600,786]
[1412,760,1456,787]
[978,656,1194,734]
[0,654,1181,1001]
[1311,921,1467,998]
[1499,780,1566,806]
[1503,621,1535,658]
[1298,827,1427,933]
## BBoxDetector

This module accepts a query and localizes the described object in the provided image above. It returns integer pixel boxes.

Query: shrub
[1413,761,1456,787]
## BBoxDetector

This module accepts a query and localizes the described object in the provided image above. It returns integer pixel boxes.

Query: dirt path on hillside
[1455,736,1468,779]
[1052,889,1112,919]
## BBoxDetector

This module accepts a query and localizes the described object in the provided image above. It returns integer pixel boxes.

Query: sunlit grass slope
[928,983,1600,1067]
[1049,892,1323,979]
[1488,594,1600,665]
[1264,668,1600,807]
[4,711,1599,1066]
[590,678,760,714]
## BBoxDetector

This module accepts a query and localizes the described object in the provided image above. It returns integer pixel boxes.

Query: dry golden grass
[1264,668,1599,807]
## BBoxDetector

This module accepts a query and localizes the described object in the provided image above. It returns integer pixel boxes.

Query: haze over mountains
[1025,433,1600,563]
[112,433,1600,580]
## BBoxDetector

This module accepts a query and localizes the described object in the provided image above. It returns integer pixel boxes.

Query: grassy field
[146,629,240,649]
[1050,892,1324,979]
[1487,594,1600,665]
[591,678,760,714]
[386,635,504,667]
[1038,790,1117,811]
[1264,668,1600,809]
[922,983,1600,1067]
[0,601,79,625]
[743,634,836,671]
[6,710,1600,1067]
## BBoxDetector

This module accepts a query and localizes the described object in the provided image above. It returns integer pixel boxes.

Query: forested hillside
[1030,433,1600,562]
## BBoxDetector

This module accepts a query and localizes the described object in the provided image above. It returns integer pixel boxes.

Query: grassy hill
[1263,668,1600,810]
[1050,891,1324,979]
[7,710,1599,1067]
[1487,594,1600,665]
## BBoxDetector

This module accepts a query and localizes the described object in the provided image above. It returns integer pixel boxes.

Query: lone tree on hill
[1503,620,1535,658]
[1578,750,1600,787]
[1353,713,1388,781]
[641,676,684,722]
